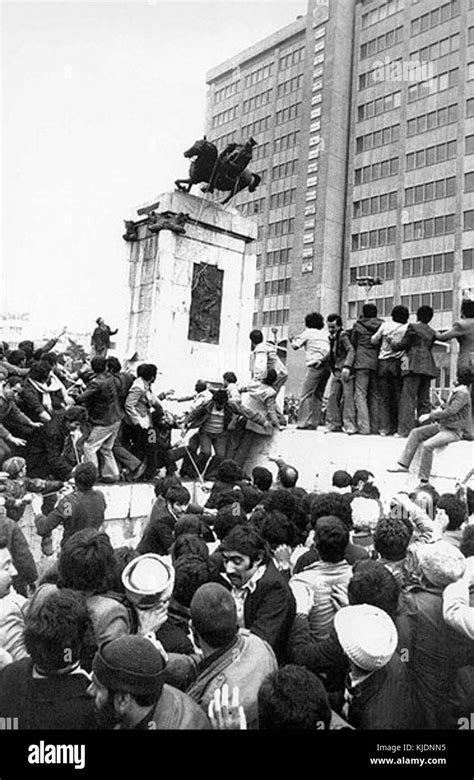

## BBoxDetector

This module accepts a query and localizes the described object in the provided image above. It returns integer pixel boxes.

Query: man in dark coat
[25,406,89,481]
[90,317,118,359]
[389,305,439,437]
[325,314,357,434]
[137,485,191,556]
[219,525,295,663]
[0,589,96,729]
[76,357,122,482]
[351,303,384,435]
[34,462,106,553]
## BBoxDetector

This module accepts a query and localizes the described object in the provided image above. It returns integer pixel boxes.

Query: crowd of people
[0,305,472,731]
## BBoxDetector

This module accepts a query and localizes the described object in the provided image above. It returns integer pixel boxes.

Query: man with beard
[88,635,210,729]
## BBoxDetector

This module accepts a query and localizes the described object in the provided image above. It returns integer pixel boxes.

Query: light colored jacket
[291,560,352,641]
[0,589,27,662]
[292,328,330,367]
[125,377,161,428]
[242,384,279,435]
[187,629,277,728]
[442,563,474,641]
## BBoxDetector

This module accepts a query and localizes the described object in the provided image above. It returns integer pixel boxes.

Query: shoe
[296,426,317,430]
[345,430,358,436]
[387,465,409,473]
[325,428,342,434]
[393,433,405,439]
[379,431,389,437]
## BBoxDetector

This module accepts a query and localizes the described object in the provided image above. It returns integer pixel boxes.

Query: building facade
[345,0,473,392]
[205,0,474,394]
[205,0,356,391]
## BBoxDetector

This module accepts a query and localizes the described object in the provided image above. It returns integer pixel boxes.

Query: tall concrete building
[205,0,356,391]
[205,0,474,394]
[345,0,473,393]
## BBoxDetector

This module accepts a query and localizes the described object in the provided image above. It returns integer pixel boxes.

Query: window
[464,210,474,230]
[467,136,474,155]
[463,249,474,269]
[465,172,474,192]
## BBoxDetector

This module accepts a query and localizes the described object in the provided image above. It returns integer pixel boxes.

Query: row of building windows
[410,1,460,37]
[275,102,301,126]
[406,139,456,171]
[409,31,459,62]
[214,80,239,104]
[351,226,397,251]
[273,130,300,153]
[402,252,454,277]
[349,261,395,284]
[240,197,266,216]
[241,116,271,137]
[263,278,292,296]
[407,104,457,137]
[244,62,274,88]
[277,73,303,98]
[356,124,400,154]
[213,130,237,149]
[401,291,453,312]
[354,157,398,185]
[252,142,270,161]
[349,297,394,319]
[403,214,454,241]
[279,45,305,71]
[361,0,403,29]
[211,106,238,128]
[242,89,273,114]
[358,91,401,122]
[268,218,295,237]
[265,248,292,267]
[262,309,290,326]
[405,176,456,205]
[408,67,458,103]
[270,188,296,209]
[360,25,403,60]
[353,191,397,217]
[272,158,298,180]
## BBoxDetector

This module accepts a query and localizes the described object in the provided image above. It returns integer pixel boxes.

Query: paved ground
[246,426,473,498]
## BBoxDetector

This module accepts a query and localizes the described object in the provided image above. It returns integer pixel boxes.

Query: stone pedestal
[124,191,257,393]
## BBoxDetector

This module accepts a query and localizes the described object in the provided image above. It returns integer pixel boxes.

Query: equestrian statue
[175,136,261,206]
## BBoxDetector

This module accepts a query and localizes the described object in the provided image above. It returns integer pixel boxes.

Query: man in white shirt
[290,312,330,430]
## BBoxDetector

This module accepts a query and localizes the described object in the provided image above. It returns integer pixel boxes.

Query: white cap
[122,554,174,608]
[334,604,397,672]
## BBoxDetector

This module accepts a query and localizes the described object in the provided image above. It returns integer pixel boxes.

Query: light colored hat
[121,554,174,609]
[334,604,397,672]
[418,541,466,588]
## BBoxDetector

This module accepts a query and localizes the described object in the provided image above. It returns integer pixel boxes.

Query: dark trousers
[233,429,267,470]
[354,369,380,435]
[378,358,402,435]
[326,373,357,433]
[397,374,432,437]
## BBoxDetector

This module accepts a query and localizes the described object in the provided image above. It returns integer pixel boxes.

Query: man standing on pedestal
[290,312,330,430]
[91,317,118,360]
[325,314,357,435]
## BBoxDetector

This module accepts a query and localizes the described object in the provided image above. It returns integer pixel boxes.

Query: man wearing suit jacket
[220,525,295,663]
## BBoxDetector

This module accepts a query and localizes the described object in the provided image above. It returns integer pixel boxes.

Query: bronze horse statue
[175,136,261,205]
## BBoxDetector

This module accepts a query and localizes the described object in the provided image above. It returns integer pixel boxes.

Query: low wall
[18,428,471,578]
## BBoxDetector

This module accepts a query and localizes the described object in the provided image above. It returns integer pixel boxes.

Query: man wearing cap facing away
[334,604,415,730]
[88,635,210,730]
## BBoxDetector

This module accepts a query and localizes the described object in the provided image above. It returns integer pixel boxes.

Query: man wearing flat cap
[88,635,210,729]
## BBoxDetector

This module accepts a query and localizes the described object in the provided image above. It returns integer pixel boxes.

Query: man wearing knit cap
[334,604,415,730]
[88,635,210,729]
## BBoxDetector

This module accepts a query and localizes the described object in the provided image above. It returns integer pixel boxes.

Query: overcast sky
[1,0,307,337]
